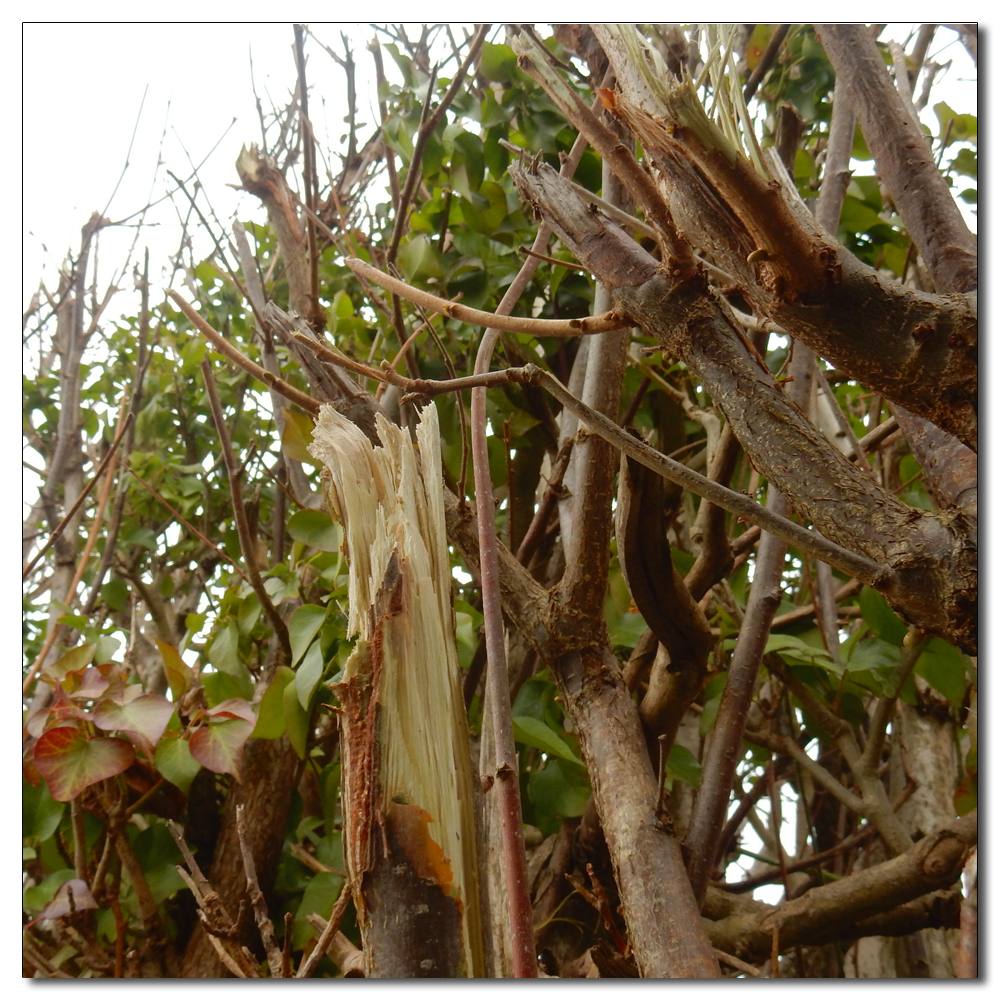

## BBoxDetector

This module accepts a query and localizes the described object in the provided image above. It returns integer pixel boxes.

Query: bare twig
[236,806,283,978]
[343,257,626,336]
[296,879,353,978]
[201,359,292,663]
[167,289,320,416]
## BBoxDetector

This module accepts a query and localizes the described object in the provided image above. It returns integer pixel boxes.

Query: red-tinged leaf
[189,717,254,779]
[34,727,134,802]
[38,878,98,920]
[157,640,193,701]
[61,664,111,700]
[204,698,256,725]
[29,686,91,737]
[92,693,175,755]
[40,643,96,687]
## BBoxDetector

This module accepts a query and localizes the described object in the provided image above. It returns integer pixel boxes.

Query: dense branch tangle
[23,23,976,982]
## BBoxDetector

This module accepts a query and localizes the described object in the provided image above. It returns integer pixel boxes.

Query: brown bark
[816,25,977,296]
[443,491,720,978]
[509,159,976,652]
[180,736,299,977]
[705,809,975,963]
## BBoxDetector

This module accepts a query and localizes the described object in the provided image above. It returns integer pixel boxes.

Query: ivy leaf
[157,640,193,701]
[528,758,591,819]
[207,619,242,676]
[92,692,175,757]
[288,511,342,553]
[41,643,96,687]
[34,727,134,802]
[858,586,908,645]
[665,744,702,788]
[914,639,968,707]
[284,679,310,760]
[513,716,583,765]
[189,716,254,779]
[154,733,202,795]
[252,666,296,740]
[289,604,329,666]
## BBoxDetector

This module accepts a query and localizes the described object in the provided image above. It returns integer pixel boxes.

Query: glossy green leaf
[289,604,328,666]
[284,679,310,760]
[252,665,296,740]
[513,716,583,765]
[858,586,908,645]
[288,510,342,553]
[153,734,201,795]
[914,639,968,707]
[528,758,591,819]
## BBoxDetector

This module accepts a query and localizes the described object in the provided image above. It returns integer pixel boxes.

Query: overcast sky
[22,21,977,315]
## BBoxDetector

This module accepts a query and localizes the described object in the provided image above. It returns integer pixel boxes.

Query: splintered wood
[309,403,484,978]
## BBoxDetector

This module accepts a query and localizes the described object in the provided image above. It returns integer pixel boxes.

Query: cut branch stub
[310,402,485,977]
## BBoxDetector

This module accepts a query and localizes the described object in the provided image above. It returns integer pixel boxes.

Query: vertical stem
[471,120,596,979]
[685,490,790,905]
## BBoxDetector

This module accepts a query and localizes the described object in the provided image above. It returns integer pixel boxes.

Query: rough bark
[180,735,299,977]
[508,158,976,653]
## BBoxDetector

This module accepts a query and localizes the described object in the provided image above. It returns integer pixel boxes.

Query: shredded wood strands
[309,402,485,977]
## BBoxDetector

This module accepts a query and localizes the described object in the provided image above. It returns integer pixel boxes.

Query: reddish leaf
[34,727,134,802]
[204,698,256,724]
[92,693,175,757]
[26,685,90,738]
[61,664,112,700]
[189,717,254,779]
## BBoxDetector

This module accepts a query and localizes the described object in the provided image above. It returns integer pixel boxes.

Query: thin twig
[201,359,292,663]
[167,289,320,416]
[236,805,284,978]
[296,879,353,978]
[22,412,134,580]
[343,257,626,336]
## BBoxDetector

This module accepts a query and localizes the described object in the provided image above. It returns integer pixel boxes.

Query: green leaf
[914,639,968,707]
[207,619,241,676]
[397,233,444,281]
[202,668,254,706]
[34,727,134,802]
[665,744,702,788]
[292,872,345,950]
[513,716,583,765]
[288,510,342,553]
[23,776,65,843]
[765,633,840,672]
[858,586,907,645]
[295,642,325,710]
[284,680,310,760]
[252,666,296,739]
[933,102,976,145]
[153,734,201,795]
[289,604,328,666]
[101,578,129,612]
[528,758,591,819]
